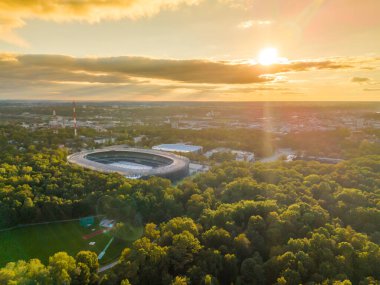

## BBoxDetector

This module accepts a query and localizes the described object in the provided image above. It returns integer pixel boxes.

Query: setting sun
[258,47,279,65]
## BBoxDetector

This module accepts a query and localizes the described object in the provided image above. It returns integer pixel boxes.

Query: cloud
[363,88,380,92]
[351,77,370,83]
[0,54,356,86]
[237,19,272,29]
[0,0,201,45]
[275,60,352,72]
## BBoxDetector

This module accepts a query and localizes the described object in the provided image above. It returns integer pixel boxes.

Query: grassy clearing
[0,220,142,267]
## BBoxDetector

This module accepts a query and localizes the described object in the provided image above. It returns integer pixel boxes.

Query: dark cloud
[0,0,202,45]
[1,54,354,85]
[363,88,380,92]
[351,77,370,83]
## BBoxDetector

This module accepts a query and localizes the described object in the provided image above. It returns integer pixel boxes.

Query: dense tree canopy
[0,125,379,284]
[105,156,380,284]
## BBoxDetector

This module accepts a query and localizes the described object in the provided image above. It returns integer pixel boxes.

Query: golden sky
[0,0,379,101]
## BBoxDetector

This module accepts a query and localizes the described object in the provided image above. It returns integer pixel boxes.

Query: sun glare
[257,47,279,65]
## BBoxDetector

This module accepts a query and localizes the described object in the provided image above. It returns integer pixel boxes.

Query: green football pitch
[0,220,142,267]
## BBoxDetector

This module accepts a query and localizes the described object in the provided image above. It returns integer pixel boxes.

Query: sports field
[0,220,142,267]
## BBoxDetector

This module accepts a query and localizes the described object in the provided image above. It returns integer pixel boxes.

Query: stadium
[68,146,190,180]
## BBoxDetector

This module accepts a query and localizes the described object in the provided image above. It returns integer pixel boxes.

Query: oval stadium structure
[68,146,189,180]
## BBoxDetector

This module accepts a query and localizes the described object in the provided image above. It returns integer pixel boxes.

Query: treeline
[280,128,380,159]
[0,146,117,228]
[0,251,99,284]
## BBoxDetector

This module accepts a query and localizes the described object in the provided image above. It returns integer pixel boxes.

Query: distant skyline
[0,0,379,101]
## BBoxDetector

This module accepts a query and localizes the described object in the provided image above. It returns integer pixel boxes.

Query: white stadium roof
[152,144,202,153]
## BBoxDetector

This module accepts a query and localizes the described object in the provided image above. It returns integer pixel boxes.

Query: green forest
[0,125,379,284]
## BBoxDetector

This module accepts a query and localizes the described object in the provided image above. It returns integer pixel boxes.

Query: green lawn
[0,220,142,267]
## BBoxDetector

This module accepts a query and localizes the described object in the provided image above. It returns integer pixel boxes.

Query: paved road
[99,260,119,273]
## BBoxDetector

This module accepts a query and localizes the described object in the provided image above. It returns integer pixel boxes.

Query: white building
[233,150,255,162]
[189,163,210,175]
[152,143,203,154]
[133,135,146,143]
[204,148,255,162]
[94,137,116,144]
[99,219,115,229]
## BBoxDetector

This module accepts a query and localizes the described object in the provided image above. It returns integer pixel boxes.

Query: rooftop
[152,143,203,153]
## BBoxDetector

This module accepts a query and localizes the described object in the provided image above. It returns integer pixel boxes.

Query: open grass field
[0,220,143,267]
